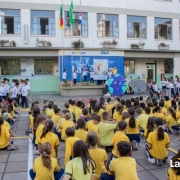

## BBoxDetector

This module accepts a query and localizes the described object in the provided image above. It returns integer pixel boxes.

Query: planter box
[131,44,144,49]
[0,42,13,47]
[103,44,116,49]
[158,45,169,50]
[36,42,51,47]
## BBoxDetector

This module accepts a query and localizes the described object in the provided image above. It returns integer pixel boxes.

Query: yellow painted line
[168,147,178,154]
[12,136,29,139]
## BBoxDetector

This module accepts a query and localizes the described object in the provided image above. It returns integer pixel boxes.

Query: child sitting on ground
[113,103,123,122]
[52,108,61,126]
[42,100,49,114]
[86,113,98,132]
[80,108,91,122]
[75,118,88,142]
[101,141,139,180]
[87,131,108,180]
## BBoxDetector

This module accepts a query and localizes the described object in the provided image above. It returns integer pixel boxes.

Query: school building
[0,0,180,93]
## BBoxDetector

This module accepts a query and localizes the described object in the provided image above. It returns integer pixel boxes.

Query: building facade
[0,0,180,93]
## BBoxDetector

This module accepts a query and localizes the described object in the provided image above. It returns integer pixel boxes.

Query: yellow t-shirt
[86,120,93,131]
[167,167,180,180]
[29,114,34,129]
[89,148,107,180]
[35,124,44,145]
[0,125,10,149]
[3,121,10,131]
[112,131,129,157]
[113,111,122,122]
[138,114,150,130]
[64,157,95,180]
[33,156,60,180]
[74,107,82,120]
[125,118,140,134]
[106,104,114,118]
[69,105,76,111]
[146,131,170,159]
[98,122,116,146]
[46,109,55,119]
[153,112,166,121]
[144,128,156,139]
[98,108,105,121]
[166,115,177,131]
[109,157,139,180]
[75,129,88,142]
[39,132,60,158]
[176,112,180,119]
[64,136,80,166]
[161,107,167,117]
[60,120,74,141]
[165,100,171,110]
[52,115,61,126]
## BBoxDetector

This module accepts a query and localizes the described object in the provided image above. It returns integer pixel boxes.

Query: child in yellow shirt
[113,103,123,122]
[64,103,75,121]
[153,106,166,121]
[74,101,82,121]
[87,131,107,180]
[164,96,172,110]
[75,118,88,142]
[64,127,80,166]
[69,99,76,111]
[29,142,64,180]
[59,113,74,141]
[159,100,167,117]
[52,108,61,126]
[106,98,114,118]
[80,108,91,122]
[166,107,177,133]
[98,101,107,121]
[101,141,139,180]
[143,116,155,139]
[146,118,170,166]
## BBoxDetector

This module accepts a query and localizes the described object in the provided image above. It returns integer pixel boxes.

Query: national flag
[78,11,82,32]
[59,5,64,29]
[69,1,75,25]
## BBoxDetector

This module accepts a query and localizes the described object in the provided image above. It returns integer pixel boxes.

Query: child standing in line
[73,70,77,85]
[29,142,64,180]
[82,68,88,82]
[21,80,30,108]
[101,141,139,180]
[87,131,108,180]
[39,120,60,158]
[64,127,80,166]
[63,69,67,86]
[90,68,94,85]
[146,118,170,166]
[75,118,88,142]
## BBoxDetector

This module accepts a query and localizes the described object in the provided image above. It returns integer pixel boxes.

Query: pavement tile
[149,168,168,180]
[58,150,64,159]
[59,157,65,168]
[137,163,146,172]
[0,150,9,155]
[5,161,28,173]
[10,145,29,154]
[170,145,180,152]
[132,150,147,160]
[137,159,168,170]
[13,140,29,146]
[0,174,2,180]
[169,141,179,146]
[165,156,173,166]
[3,172,27,180]
[0,163,6,173]
[137,171,158,180]
[0,154,9,163]
[8,153,28,162]
[59,142,65,150]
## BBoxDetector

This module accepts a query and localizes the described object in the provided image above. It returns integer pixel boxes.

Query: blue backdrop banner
[59,56,124,81]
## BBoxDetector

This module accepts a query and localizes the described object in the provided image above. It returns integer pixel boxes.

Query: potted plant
[158,42,169,50]
[36,38,52,47]
[100,39,118,48]
[130,43,139,49]
[72,39,84,49]
[138,42,145,49]
[0,40,9,47]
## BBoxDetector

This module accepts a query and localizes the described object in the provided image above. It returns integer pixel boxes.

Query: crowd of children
[1,90,180,179]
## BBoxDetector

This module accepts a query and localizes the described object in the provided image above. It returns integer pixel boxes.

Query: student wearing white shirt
[82,68,88,82]
[107,69,112,79]
[26,78,31,91]
[63,69,67,85]
[21,81,30,108]
[175,78,180,97]
[166,79,171,98]
[152,81,160,99]
[1,81,7,101]
[73,70,77,85]
[4,79,10,98]
[90,69,94,84]
[169,80,175,98]
[10,82,20,102]
[161,77,167,97]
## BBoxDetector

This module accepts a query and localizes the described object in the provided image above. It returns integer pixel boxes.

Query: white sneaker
[131,140,138,150]
[146,150,150,157]
[148,158,156,164]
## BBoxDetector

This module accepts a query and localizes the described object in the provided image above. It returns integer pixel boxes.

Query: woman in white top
[63,69,67,85]
[161,77,167,97]
[82,68,88,82]
[90,69,94,85]
[73,70,77,85]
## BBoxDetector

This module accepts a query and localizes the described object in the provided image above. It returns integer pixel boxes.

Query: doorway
[146,64,155,83]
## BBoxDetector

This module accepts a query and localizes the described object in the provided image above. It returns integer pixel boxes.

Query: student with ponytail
[166,107,177,133]
[146,118,170,166]
[113,103,123,122]
[125,107,140,150]
[153,106,166,121]
[29,142,64,180]
[98,101,107,121]
[63,140,95,180]
[39,120,60,158]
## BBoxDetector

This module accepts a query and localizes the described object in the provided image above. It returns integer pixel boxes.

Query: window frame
[164,59,173,74]
[124,60,135,74]
[30,10,55,36]
[97,13,119,38]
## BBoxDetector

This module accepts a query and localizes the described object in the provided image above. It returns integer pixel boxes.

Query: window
[65,12,88,36]
[155,18,172,40]
[0,9,21,35]
[97,14,118,37]
[34,60,54,75]
[124,60,135,74]
[31,10,55,35]
[127,16,147,38]
[0,60,20,75]
[164,59,173,73]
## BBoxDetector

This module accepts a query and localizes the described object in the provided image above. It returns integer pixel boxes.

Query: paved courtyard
[0,94,179,180]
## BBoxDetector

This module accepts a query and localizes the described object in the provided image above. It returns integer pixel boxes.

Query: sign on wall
[59,56,124,81]
[20,58,34,76]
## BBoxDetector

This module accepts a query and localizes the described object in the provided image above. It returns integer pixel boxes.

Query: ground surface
[0,94,179,180]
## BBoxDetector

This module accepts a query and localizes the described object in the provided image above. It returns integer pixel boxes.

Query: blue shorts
[126,134,141,143]
[162,86,166,90]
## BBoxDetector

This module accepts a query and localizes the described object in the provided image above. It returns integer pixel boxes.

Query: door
[146,64,155,83]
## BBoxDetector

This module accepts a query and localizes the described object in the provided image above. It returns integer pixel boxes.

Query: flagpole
[79,0,82,83]
[71,23,73,83]
[61,0,64,84]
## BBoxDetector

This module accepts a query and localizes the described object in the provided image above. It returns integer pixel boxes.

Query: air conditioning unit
[23,24,28,44]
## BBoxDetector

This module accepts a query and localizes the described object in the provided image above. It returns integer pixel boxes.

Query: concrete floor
[0,94,179,180]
